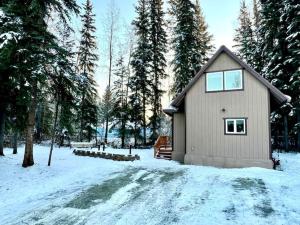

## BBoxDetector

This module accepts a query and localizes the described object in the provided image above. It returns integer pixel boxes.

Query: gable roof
[170,45,288,108]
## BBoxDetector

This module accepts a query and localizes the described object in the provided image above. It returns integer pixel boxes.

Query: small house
[164,46,288,169]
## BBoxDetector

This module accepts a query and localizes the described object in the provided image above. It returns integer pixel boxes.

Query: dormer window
[206,69,243,92]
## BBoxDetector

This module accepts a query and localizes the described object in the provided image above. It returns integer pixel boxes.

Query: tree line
[100,0,213,148]
[0,0,213,167]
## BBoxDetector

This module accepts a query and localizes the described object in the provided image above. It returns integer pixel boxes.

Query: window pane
[227,120,234,132]
[236,119,245,133]
[206,72,223,91]
[224,70,242,90]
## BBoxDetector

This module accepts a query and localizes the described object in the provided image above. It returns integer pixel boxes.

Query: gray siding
[184,53,272,168]
[173,113,185,162]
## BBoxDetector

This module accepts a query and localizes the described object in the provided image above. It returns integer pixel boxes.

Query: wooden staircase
[154,136,172,160]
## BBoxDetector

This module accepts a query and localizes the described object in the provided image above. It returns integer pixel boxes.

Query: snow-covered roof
[163,104,178,115]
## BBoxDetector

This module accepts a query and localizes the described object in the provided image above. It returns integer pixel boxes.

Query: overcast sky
[73,0,251,106]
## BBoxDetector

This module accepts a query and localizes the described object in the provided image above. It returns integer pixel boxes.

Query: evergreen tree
[130,0,151,145]
[111,56,130,148]
[280,0,300,148]
[148,0,167,143]
[251,0,264,73]
[0,0,79,167]
[193,0,213,73]
[259,0,300,149]
[99,86,113,141]
[48,24,78,165]
[77,0,99,142]
[169,0,213,94]
[233,0,256,68]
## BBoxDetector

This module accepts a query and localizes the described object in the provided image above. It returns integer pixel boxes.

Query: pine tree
[99,86,113,141]
[103,1,120,143]
[130,0,151,145]
[148,0,167,143]
[259,0,300,149]
[169,0,213,94]
[111,56,130,148]
[48,24,78,166]
[193,0,213,73]
[233,0,256,68]
[251,0,264,73]
[77,0,99,142]
[0,0,79,167]
[281,0,300,149]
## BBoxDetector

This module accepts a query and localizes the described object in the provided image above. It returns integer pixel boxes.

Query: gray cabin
[164,46,288,169]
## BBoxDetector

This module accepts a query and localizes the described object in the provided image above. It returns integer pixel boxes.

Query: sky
[74,0,251,106]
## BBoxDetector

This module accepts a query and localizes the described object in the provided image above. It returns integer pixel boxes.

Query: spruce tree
[259,0,300,149]
[148,0,167,143]
[0,0,79,167]
[77,0,99,142]
[169,0,213,94]
[130,0,151,145]
[193,0,213,73]
[48,24,78,165]
[111,56,130,148]
[99,86,114,143]
[281,0,300,148]
[53,23,78,137]
[233,0,256,68]
[251,0,264,73]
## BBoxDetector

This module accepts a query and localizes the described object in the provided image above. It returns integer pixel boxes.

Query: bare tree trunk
[104,117,109,143]
[48,98,59,166]
[22,85,37,167]
[284,114,289,152]
[0,109,5,156]
[35,104,42,143]
[79,92,85,142]
[297,108,300,151]
[143,92,146,146]
[13,131,17,154]
[134,120,137,147]
[121,119,125,148]
[104,31,113,144]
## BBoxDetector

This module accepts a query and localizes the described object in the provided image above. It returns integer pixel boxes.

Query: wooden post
[103,143,105,152]
[129,145,132,155]
[284,114,289,151]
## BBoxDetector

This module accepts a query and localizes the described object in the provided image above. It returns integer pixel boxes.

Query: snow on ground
[0,145,300,225]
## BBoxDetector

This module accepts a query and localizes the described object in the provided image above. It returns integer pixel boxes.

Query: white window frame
[206,69,243,92]
[206,71,224,92]
[225,118,246,135]
[224,70,243,90]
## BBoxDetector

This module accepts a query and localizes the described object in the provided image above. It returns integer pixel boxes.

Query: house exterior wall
[184,53,273,168]
[172,113,185,162]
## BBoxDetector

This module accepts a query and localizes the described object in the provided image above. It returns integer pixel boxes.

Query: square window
[227,120,234,132]
[225,118,246,135]
[206,72,223,91]
[236,119,245,133]
[224,70,243,90]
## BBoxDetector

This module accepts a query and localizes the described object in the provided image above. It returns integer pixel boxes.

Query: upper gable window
[206,72,223,91]
[206,69,243,92]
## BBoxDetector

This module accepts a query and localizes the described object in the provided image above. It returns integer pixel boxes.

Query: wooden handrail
[154,136,172,158]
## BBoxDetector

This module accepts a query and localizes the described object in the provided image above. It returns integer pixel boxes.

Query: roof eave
[170,45,289,108]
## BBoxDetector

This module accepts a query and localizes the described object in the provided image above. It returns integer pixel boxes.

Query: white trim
[206,71,223,91]
[225,118,246,134]
[224,70,243,90]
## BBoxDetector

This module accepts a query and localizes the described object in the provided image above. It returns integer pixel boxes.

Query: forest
[0,0,299,168]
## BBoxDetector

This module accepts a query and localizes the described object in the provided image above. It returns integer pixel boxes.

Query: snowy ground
[1,145,300,225]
